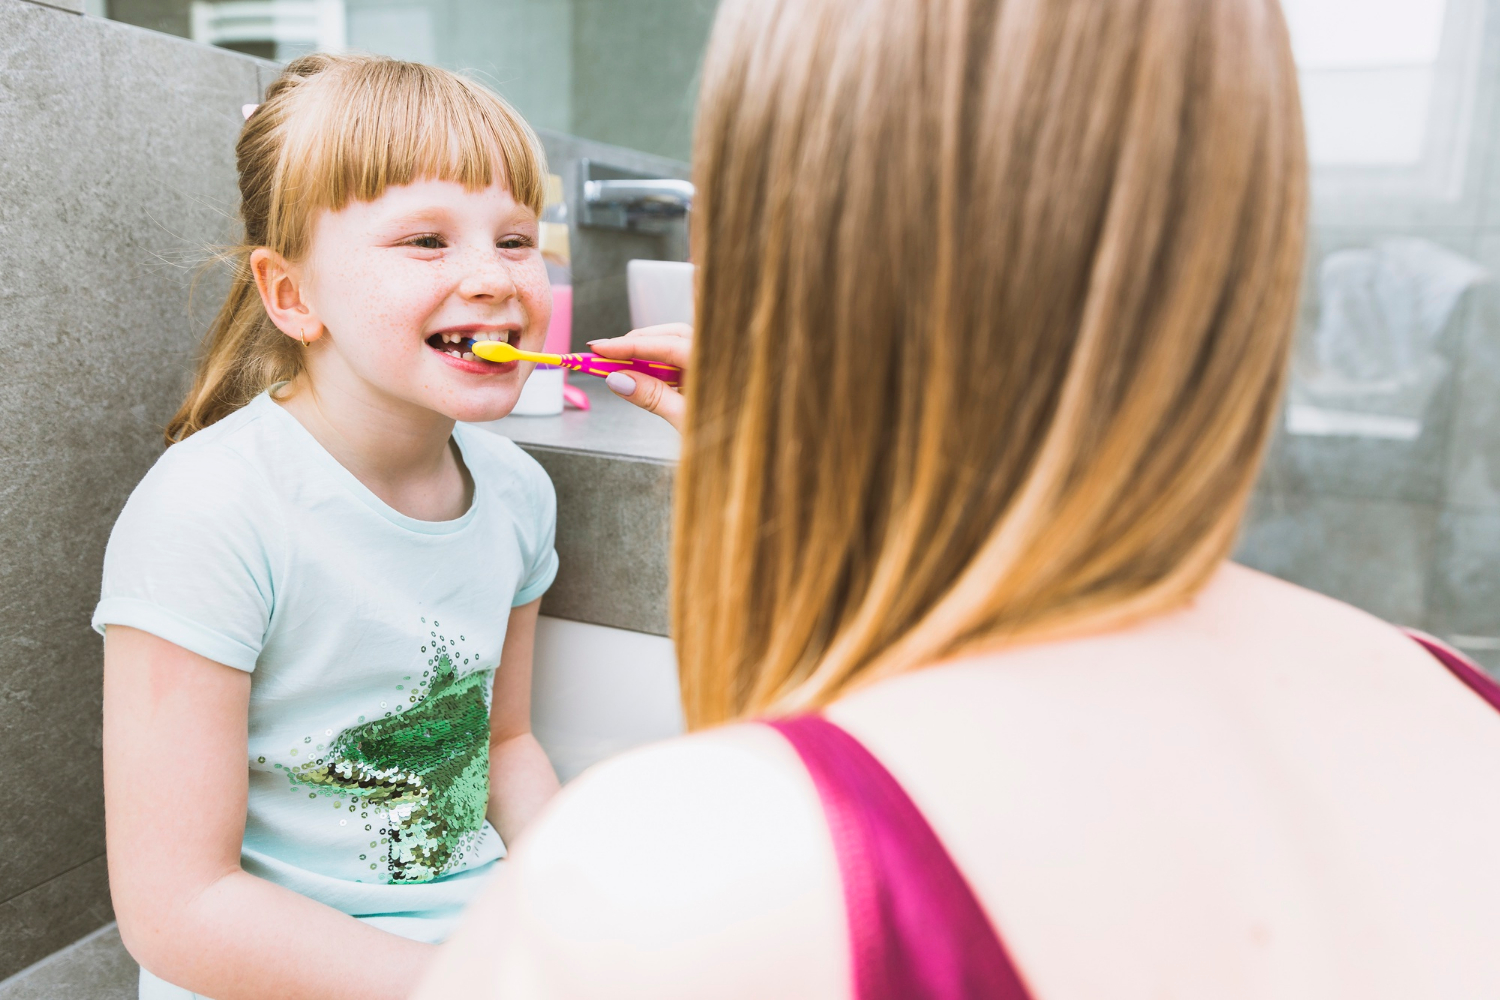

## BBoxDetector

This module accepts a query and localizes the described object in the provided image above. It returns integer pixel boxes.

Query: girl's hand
[589,323,692,433]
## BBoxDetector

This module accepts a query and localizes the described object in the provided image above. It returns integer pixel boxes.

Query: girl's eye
[406,235,445,250]
[497,236,536,251]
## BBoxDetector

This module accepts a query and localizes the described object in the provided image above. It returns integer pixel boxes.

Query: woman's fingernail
[586,339,606,347]
[605,371,637,396]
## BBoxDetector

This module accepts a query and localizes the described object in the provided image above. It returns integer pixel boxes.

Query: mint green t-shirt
[93,391,557,943]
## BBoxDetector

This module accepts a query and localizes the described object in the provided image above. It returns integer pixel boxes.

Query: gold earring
[299,328,310,347]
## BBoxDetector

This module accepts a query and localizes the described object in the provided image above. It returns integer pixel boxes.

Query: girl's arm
[486,598,560,843]
[103,625,433,1000]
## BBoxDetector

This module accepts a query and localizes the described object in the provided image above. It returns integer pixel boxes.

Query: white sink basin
[627,259,694,329]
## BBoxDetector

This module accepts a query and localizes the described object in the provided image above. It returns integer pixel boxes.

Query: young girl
[95,54,560,1000]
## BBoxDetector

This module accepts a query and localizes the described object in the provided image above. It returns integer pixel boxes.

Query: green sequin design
[288,651,490,883]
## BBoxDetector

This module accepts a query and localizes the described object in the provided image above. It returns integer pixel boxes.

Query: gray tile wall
[0,924,135,999]
[527,445,674,635]
[0,0,265,978]
[1235,2,1500,676]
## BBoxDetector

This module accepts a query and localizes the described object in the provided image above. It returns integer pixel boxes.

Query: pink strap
[1403,628,1500,714]
[767,716,1035,1000]
[770,633,1497,1000]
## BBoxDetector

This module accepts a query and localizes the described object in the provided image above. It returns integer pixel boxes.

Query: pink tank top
[767,629,1500,1000]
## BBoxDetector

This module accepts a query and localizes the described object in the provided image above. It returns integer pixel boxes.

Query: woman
[419,0,1500,996]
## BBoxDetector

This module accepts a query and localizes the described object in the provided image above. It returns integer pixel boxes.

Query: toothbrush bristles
[472,341,521,363]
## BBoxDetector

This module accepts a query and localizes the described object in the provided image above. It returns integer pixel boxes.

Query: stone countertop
[476,375,680,463]
[469,378,678,637]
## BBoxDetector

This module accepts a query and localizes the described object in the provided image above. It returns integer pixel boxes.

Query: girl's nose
[456,254,519,302]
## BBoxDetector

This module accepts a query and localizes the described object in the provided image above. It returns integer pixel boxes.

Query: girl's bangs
[276,61,546,239]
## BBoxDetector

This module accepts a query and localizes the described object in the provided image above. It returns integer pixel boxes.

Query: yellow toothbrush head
[471,340,523,363]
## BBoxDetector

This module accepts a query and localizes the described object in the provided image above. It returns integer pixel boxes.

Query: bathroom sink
[627,259,694,329]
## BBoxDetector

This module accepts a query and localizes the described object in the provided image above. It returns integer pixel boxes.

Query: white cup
[511,366,565,416]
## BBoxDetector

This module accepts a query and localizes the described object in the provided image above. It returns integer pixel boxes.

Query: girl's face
[279,178,552,424]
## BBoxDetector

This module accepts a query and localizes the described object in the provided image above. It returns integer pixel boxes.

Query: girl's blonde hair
[167,53,546,442]
[674,0,1308,728]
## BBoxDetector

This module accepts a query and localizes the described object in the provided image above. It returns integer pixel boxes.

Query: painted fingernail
[605,371,637,396]
[586,339,606,347]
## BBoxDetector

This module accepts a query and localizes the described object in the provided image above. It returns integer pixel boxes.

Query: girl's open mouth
[426,328,521,363]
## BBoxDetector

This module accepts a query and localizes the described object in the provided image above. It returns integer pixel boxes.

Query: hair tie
[242,104,260,121]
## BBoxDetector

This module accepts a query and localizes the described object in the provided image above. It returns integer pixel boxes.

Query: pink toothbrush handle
[560,353,684,388]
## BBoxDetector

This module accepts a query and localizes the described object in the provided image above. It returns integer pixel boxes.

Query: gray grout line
[0,851,107,909]
[12,0,84,14]
[0,922,119,992]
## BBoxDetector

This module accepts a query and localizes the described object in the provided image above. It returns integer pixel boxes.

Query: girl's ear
[250,248,324,346]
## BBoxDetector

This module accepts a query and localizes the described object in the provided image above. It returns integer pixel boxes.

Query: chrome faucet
[578,159,694,233]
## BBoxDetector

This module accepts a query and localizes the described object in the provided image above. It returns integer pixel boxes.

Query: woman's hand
[589,323,692,433]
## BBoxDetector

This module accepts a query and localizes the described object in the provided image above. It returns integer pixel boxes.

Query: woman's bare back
[827,562,1500,998]
[423,562,1500,999]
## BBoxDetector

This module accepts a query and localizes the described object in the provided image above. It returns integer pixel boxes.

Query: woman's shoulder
[1194,562,1476,685]
[838,563,1492,746]
[488,725,847,999]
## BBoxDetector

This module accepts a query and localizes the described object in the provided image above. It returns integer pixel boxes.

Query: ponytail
[165,261,299,443]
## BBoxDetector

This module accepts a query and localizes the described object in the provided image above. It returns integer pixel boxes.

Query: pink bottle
[514,175,590,414]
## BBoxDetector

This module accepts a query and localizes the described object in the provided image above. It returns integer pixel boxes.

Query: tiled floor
[0,925,137,1000]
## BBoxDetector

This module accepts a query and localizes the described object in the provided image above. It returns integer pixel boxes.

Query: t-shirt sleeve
[510,448,559,608]
[92,447,282,672]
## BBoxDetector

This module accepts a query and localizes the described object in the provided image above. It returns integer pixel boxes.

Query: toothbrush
[470,341,683,388]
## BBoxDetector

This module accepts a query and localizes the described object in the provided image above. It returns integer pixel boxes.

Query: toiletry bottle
[512,173,577,415]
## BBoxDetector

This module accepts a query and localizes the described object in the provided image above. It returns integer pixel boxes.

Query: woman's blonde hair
[167,53,546,441]
[675,0,1308,727]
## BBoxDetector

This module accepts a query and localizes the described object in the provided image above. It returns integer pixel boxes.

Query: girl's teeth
[432,330,511,353]
[435,330,508,343]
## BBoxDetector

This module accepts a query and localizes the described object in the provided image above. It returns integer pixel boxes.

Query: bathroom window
[1284,0,1485,203]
